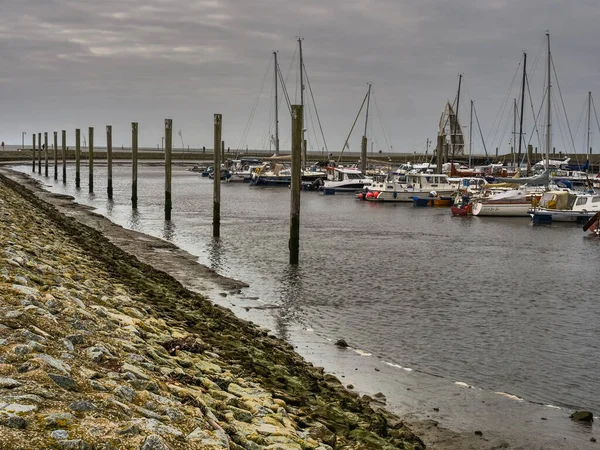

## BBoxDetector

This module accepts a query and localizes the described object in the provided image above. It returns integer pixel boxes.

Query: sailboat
[322,84,373,193]
[250,43,327,187]
[472,45,547,217]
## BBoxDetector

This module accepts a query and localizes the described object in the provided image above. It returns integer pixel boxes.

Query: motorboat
[362,172,455,202]
[321,167,371,193]
[529,190,600,223]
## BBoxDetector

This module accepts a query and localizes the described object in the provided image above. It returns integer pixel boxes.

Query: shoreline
[2,166,597,449]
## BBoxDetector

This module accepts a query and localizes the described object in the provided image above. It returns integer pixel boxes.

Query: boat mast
[517,52,527,171]
[545,31,552,169]
[452,74,462,162]
[587,91,592,158]
[469,100,473,168]
[298,37,306,165]
[513,99,517,169]
[361,83,372,174]
[274,51,280,156]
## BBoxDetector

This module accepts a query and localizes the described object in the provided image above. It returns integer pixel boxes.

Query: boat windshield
[347,173,363,180]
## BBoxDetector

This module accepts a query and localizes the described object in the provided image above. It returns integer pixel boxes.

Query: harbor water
[15,163,600,448]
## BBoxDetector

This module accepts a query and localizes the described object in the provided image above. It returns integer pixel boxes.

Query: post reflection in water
[208,237,223,271]
[163,220,176,242]
[275,265,304,341]
[127,208,141,230]
[105,199,114,216]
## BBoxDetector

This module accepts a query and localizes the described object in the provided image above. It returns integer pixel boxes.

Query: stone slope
[0,175,424,450]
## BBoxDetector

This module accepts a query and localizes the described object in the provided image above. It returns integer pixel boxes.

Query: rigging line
[258,79,274,152]
[338,89,370,163]
[303,65,329,154]
[526,74,545,152]
[527,35,546,88]
[551,57,578,157]
[305,95,321,153]
[591,96,600,149]
[551,93,573,162]
[473,103,489,161]
[550,94,564,156]
[371,88,392,154]
[236,57,272,152]
[487,57,522,149]
[570,96,587,155]
[277,63,293,115]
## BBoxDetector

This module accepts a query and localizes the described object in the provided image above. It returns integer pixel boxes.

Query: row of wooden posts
[29,107,303,264]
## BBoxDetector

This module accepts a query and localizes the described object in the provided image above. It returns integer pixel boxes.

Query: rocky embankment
[0,175,424,449]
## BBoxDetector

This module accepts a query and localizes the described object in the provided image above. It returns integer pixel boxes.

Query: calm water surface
[17,164,600,417]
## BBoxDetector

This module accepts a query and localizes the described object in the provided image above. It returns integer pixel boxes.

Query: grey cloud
[0,0,599,155]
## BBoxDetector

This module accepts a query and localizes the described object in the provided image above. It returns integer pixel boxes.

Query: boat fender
[357,193,364,200]
[366,192,374,199]
[393,192,397,199]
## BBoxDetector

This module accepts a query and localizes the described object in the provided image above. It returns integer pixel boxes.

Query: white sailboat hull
[472,201,531,217]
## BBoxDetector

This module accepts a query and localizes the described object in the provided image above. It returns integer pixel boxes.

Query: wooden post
[32,134,36,172]
[527,144,533,175]
[132,122,138,208]
[106,126,113,199]
[61,130,66,183]
[290,105,303,265]
[75,129,81,188]
[213,115,222,237]
[360,136,367,174]
[88,127,94,192]
[221,140,225,162]
[44,132,48,177]
[436,134,444,174]
[53,131,58,180]
[38,132,41,173]
[165,119,173,220]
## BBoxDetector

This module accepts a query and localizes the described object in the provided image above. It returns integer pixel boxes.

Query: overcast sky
[1,0,599,157]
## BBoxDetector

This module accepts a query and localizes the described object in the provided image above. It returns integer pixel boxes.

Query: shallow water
[15,163,600,446]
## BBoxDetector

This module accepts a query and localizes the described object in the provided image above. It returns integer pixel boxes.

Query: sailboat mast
[513,99,517,169]
[274,51,280,156]
[587,91,592,157]
[298,37,306,165]
[360,83,371,174]
[469,100,473,167]
[545,31,552,169]
[452,74,462,161]
[517,52,526,168]
[363,83,371,137]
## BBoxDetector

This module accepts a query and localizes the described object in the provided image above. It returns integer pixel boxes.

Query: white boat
[364,172,456,202]
[321,167,371,193]
[471,189,538,217]
[529,190,600,223]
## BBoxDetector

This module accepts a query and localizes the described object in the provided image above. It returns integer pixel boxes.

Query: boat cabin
[405,173,452,189]
[327,167,366,182]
